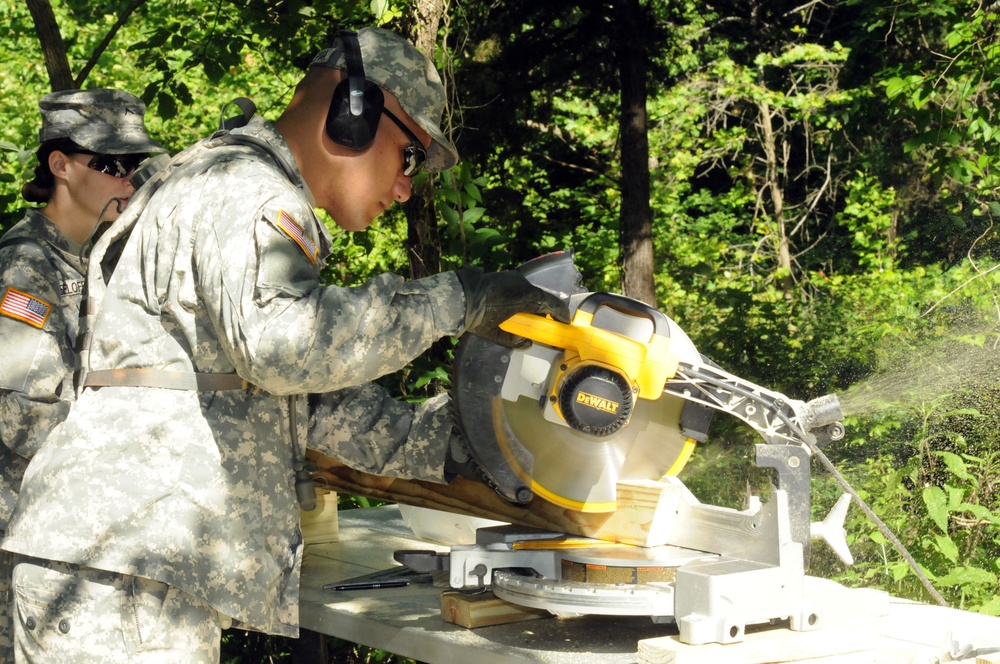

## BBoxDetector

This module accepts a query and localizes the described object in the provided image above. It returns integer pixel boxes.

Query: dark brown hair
[21,138,85,204]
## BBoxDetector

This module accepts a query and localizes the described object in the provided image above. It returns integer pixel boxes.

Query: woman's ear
[48,150,71,179]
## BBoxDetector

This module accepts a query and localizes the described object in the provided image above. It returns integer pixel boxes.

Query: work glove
[455,266,570,349]
[444,431,480,483]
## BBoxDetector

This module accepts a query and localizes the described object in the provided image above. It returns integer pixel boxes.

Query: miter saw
[397,251,874,646]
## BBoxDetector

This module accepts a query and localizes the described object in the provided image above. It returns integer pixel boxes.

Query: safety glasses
[74,151,147,179]
[381,109,427,178]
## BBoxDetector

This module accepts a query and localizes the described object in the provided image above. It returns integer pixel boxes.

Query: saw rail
[665,361,841,448]
[667,361,949,606]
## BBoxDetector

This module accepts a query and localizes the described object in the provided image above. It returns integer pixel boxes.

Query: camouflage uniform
[4,110,467,639]
[0,211,84,526]
[0,210,87,660]
[0,89,164,661]
[12,557,221,663]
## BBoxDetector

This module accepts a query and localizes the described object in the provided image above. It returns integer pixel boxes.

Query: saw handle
[575,292,668,338]
[499,292,678,399]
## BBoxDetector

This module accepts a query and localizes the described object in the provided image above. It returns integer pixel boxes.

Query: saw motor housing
[501,293,679,438]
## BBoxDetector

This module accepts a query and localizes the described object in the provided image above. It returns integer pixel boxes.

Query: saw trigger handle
[574,292,668,337]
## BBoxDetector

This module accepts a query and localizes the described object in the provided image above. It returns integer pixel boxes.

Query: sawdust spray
[836,323,1000,417]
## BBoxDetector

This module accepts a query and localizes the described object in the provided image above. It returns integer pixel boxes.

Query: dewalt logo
[576,391,620,414]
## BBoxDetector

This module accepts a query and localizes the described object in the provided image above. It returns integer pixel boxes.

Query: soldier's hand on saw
[456,267,570,348]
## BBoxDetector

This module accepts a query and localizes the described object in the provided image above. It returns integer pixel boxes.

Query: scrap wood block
[978,654,1000,664]
[440,590,550,629]
[300,489,339,545]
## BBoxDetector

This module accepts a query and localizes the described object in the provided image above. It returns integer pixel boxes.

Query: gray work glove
[456,267,571,348]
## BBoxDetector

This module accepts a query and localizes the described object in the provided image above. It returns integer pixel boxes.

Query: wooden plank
[306,451,673,547]
[591,479,676,546]
[300,489,339,545]
[440,590,550,629]
[977,654,1000,664]
[636,622,882,664]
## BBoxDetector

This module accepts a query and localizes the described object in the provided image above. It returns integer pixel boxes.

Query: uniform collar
[23,208,87,256]
[230,116,316,207]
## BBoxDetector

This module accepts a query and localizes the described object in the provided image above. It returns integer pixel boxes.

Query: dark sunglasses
[381,109,427,178]
[74,151,147,179]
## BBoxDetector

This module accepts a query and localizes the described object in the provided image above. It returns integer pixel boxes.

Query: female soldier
[0,89,164,658]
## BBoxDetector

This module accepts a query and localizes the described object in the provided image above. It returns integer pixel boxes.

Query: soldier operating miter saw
[393,250,889,646]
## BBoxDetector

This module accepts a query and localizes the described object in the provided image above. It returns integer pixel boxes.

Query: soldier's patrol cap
[310,27,459,173]
[38,89,166,155]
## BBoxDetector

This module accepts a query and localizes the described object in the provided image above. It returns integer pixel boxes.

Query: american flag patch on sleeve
[275,210,319,264]
[0,286,51,329]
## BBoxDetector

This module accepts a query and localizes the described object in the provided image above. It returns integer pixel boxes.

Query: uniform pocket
[12,559,124,662]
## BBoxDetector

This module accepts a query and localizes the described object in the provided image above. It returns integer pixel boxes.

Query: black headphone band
[324,29,385,150]
[338,30,365,118]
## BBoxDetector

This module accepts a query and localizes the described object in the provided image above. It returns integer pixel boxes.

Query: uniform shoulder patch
[274,210,319,264]
[0,286,51,329]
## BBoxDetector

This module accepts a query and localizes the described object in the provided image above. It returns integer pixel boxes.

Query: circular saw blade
[499,391,695,512]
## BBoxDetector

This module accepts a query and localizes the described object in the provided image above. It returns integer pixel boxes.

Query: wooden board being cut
[300,489,339,545]
[307,451,693,548]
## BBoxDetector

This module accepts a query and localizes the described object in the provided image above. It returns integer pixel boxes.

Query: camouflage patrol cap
[310,27,459,172]
[38,89,166,155]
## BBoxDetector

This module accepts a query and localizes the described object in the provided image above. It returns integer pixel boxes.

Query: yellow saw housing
[478,294,699,512]
[500,308,680,401]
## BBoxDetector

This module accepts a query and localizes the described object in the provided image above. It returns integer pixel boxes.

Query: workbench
[298,505,1000,664]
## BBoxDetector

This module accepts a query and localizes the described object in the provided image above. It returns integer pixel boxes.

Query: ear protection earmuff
[324,30,385,150]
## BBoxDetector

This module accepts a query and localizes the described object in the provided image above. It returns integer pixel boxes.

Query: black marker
[324,579,413,591]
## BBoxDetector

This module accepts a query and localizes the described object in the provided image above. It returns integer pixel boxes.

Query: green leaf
[461,206,486,224]
[370,0,389,20]
[975,597,1000,616]
[203,59,227,84]
[935,566,997,587]
[439,202,459,226]
[922,485,949,532]
[935,451,971,481]
[156,92,179,120]
[883,77,908,99]
[933,534,959,563]
[463,181,482,203]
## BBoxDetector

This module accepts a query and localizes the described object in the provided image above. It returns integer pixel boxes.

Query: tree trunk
[617,0,656,306]
[405,178,442,279]
[757,96,794,293]
[26,0,72,91]
[405,0,447,280]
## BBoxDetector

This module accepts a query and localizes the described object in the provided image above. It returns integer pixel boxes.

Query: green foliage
[878,3,1000,200]
[817,387,1000,613]
[436,163,506,267]
[836,173,901,271]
